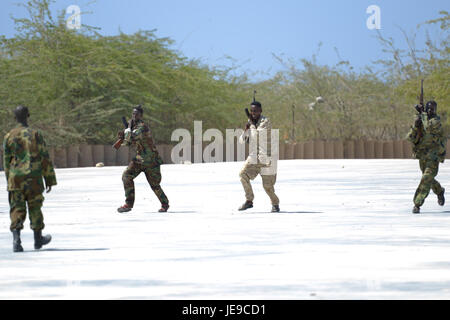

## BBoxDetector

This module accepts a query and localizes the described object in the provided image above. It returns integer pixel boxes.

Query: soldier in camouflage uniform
[3,106,56,252]
[117,105,169,213]
[238,100,280,213]
[407,100,446,214]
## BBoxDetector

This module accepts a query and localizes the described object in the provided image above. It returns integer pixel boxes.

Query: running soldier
[117,105,169,213]
[238,100,280,212]
[407,100,446,214]
[3,106,56,252]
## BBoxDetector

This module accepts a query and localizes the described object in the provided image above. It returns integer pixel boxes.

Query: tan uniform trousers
[239,161,279,205]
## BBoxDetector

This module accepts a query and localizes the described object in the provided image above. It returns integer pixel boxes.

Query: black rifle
[414,79,425,141]
[244,90,257,124]
[415,79,425,114]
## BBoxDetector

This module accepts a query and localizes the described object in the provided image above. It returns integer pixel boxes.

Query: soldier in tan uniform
[238,100,280,212]
[3,106,56,252]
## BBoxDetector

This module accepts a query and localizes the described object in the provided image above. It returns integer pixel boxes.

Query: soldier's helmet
[425,100,437,114]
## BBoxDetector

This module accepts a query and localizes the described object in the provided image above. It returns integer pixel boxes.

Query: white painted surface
[1,159,450,299]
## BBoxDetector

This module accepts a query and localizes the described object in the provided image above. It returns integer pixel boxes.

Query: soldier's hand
[117,130,125,140]
[415,104,424,114]
[46,185,52,193]
[415,116,422,128]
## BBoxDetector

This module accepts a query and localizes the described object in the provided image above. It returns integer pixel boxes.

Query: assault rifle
[415,79,425,114]
[113,116,129,150]
[244,90,257,125]
[414,79,425,140]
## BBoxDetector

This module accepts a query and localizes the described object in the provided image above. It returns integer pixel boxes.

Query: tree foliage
[0,0,247,146]
[0,1,448,147]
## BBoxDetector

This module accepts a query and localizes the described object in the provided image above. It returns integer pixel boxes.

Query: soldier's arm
[258,117,271,130]
[2,136,12,182]
[122,139,130,147]
[124,122,148,145]
[406,114,424,144]
[122,125,135,146]
[257,117,272,157]
[239,124,252,144]
[427,118,447,160]
[122,127,132,146]
[426,118,443,138]
[238,132,249,144]
[406,126,421,144]
[36,132,57,187]
[145,128,157,150]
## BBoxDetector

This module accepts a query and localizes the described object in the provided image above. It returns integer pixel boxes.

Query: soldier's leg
[239,162,261,202]
[261,174,280,205]
[144,165,169,205]
[418,159,443,195]
[27,193,45,231]
[25,178,45,231]
[28,193,52,249]
[429,163,443,195]
[9,191,27,231]
[419,159,426,173]
[26,186,51,249]
[429,163,445,206]
[431,179,443,194]
[414,160,439,207]
[122,161,143,207]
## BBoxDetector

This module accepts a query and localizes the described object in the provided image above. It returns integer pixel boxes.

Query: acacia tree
[375,11,450,133]
[0,0,247,146]
[258,54,397,142]
[1,1,448,149]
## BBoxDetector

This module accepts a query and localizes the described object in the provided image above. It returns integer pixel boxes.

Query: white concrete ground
[1,159,450,299]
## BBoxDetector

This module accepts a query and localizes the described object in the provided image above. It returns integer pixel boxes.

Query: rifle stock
[113,139,123,150]
[112,116,129,150]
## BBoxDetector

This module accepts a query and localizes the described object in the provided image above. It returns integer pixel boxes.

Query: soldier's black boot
[438,188,445,206]
[271,205,280,213]
[34,230,51,250]
[159,203,169,212]
[12,230,23,253]
[238,200,253,211]
[412,206,420,214]
[117,204,132,213]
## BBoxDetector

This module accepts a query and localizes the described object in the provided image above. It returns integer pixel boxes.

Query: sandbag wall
[48,145,136,169]
[281,140,413,160]
[280,140,450,160]
[2,140,450,170]
[45,144,175,168]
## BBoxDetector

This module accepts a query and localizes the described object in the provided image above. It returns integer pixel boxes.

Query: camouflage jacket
[3,124,57,191]
[123,119,163,167]
[407,113,447,162]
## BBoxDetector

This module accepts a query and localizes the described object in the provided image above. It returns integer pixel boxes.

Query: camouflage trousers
[122,161,169,207]
[414,159,444,207]
[9,178,45,231]
[239,161,279,205]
